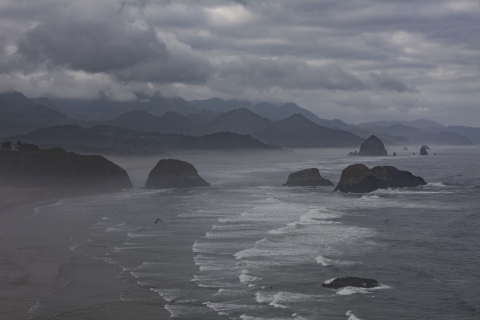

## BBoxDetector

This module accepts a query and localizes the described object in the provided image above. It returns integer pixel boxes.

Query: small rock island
[0,147,132,191]
[348,135,387,156]
[145,159,210,189]
[421,145,430,150]
[420,146,428,155]
[323,277,380,289]
[334,164,427,193]
[283,168,333,187]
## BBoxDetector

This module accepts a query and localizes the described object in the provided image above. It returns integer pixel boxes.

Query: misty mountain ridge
[251,113,363,148]
[0,91,78,137]
[367,123,472,145]
[0,90,477,148]
[190,98,353,130]
[107,110,201,135]
[202,108,272,135]
[358,119,445,130]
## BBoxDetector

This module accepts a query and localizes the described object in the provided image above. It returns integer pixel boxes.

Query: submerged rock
[323,277,380,289]
[283,168,333,187]
[420,147,428,155]
[348,135,387,156]
[0,148,132,190]
[404,146,409,151]
[334,164,427,193]
[145,159,210,189]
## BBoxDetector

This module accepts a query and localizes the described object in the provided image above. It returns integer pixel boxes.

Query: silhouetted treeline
[8,125,278,155]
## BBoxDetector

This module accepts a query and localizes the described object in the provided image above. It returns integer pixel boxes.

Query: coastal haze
[0,1,479,320]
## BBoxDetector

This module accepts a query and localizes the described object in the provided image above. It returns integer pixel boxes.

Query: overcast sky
[0,0,479,125]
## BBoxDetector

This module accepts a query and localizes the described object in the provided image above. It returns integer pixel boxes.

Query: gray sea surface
[13,147,480,319]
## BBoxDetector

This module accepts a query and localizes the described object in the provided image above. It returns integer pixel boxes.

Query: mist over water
[27,147,480,319]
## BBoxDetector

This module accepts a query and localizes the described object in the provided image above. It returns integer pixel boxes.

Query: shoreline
[0,186,146,320]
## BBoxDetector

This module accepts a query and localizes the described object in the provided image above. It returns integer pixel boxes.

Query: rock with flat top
[145,159,210,189]
[283,168,333,187]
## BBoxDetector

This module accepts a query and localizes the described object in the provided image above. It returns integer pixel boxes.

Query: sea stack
[283,168,333,187]
[145,159,210,189]
[421,145,430,150]
[420,147,428,155]
[359,135,387,156]
[349,135,387,156]
[334,164,427,193]
[393,152,397,156]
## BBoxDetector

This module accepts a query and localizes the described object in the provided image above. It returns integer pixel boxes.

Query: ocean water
[27,147,480,319]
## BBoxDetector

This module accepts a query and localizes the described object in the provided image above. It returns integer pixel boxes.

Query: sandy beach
[0,186,171,319]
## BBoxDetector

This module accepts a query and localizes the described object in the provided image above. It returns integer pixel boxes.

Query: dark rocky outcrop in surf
[145,159,210,189]
[421,145,430,150]
[334,164,427,193]
[322,277,380,289]
[0,148,132,190]
[420,146,428,155]
[393,152,397,156]
[283,168,333,187]
[348,135,387,156]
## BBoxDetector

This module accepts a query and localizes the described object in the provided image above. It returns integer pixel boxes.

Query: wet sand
[0,186,171,319]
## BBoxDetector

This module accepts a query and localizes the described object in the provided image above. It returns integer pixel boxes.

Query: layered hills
[251,114,362,148]
[1,90,477,151]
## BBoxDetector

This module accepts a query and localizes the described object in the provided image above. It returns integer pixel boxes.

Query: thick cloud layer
[0,0,478,125]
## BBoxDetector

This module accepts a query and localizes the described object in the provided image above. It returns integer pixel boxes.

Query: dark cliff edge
[0,149,132,191]
[334,164,426,193]
[145,159,210,189]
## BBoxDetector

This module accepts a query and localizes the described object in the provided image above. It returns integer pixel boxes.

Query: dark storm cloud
[0,0,478,125]
[211,56,366,93]
[7,2,213,84]
[369,72,417,93]
[16,11,168,73]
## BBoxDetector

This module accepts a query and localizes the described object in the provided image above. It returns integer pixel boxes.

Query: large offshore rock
[420,147,428,155]
[0,148,132,190]
[145,159,210,189]
[322,277,380,289]
[358,135,387,156]
[334,164,427,193]
[283,168,333,187]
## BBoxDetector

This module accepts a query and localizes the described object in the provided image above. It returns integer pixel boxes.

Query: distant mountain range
[358,119,445,130]
[1,90,478,152]
[190,98,352,130]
